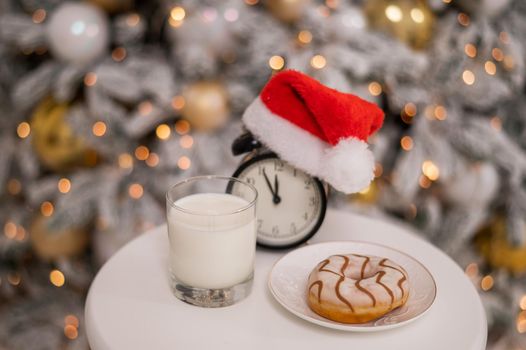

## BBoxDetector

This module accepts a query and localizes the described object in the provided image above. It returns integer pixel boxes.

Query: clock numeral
[309,197,317,207]
[303,212,308,221]
[304,178,312,189]
[272,225,279,236]
[246,177,255,185]
[290,223,297,234]
[274,161,284,172]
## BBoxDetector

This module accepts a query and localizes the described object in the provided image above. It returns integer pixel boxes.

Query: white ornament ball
[46,3,109,66]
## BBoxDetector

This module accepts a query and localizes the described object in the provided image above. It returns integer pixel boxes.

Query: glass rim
[165,175,258,216]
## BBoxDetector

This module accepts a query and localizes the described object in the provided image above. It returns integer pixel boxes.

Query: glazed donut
[307,254,409,324]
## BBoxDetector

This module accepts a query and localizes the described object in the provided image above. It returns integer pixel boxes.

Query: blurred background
[0,0,525,348]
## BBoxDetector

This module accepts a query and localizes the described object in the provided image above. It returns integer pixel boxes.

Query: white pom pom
[319,138,375,194]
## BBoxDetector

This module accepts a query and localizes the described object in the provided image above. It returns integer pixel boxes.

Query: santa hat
[242,70,384,194]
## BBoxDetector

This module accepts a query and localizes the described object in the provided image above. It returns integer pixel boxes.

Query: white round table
[85,209,487,350]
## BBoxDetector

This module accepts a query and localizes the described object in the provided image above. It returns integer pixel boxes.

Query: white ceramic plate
[268,241,437,332]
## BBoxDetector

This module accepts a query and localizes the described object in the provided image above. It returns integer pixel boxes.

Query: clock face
[231,154,326,248]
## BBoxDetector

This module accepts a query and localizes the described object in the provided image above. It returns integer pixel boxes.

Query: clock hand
[262,169,276,197]
[273,174,281,204]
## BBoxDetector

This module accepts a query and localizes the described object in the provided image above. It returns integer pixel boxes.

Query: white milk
[167,193,256,289]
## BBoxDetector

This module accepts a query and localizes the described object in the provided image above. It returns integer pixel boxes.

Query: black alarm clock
[229,132,327,249]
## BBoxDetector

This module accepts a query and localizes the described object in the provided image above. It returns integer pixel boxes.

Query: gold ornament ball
[30,215,90,261]
[475,216,526,276]
[365,0,435,50]
[181,82,230,132]
[89,0,133,13]
[31,97,97,172]
[266,0,310,23]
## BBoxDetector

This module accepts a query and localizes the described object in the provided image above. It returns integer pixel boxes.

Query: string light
[128,183,144,199]
[84,72,97,87]
[465,263,478,278]
[245,0,258,5]
[462,70,475,85]
[7,178,22,195]
[310,55,327,69]
[325,0,339,9]
[491,48,504,61]
[58,178,71,194]
[127,13,140,27]
[171,6,186,21]
[180,135,194,149]
[138,101,153,116]
[419,175,431,189]
[156,124,171,140]
[171,96,185,111]
[520,295,526,310]
[404,103,417,117]
[145,153,159,167]
[269,56,285,70]
[64,325,78,340]
[178,156,191,170]
[224,8,239,22]
[480,275,494,291]
[464,43,477,58]
[7,273,21,286]
[32,9,46,24]
[368,82,382,96]
[118,153,133,169]
[112,47,127,62]
[457,13,470,26]
[503,55,515,70]
[434,105,447,120]
[410,8,424,23]
[92,121,107,137]
[422,160,439,181]
[175,120,191,134]
[490,116,502,131]
[40,201,54,217]
[50,270,65,287]
[484,61,496,75]
[15,226,26,241]
[499,31,510,44]
[65,315,79,328]
[17,122,31,138]
[135,146,149,161]
[400,136,413,151]
[442,0,452,3]
[385,5,403,22]
[4,221,17,239]
[298,30,313,44]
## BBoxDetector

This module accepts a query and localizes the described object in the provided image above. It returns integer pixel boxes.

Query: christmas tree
[0,0,525,348]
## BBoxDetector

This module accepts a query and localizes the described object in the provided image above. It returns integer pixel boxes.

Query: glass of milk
[166,175,257,307]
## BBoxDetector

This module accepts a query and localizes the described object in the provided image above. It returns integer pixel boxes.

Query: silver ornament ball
[46,2,109,66]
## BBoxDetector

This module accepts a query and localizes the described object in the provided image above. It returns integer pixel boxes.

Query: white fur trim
[319,139,375,193]
[243,97,375,193]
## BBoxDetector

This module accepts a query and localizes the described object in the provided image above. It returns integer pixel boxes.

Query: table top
[85,209,487,350]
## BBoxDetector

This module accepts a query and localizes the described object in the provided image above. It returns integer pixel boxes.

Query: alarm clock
[229,132,327,249]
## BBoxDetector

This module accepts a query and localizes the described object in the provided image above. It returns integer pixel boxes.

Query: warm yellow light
[58,178,71,194]
[50,270,65,287]
[503,55,515,70]
[499,31,510,44]
[126,13,140,27]
[462,70,475,85]
[84,72,97,87]
[128,183,144,199]
[41,201,54,217]
[491,48,504,61]
[7,178,22,195]
[65,314,79,327]
[490,116,502,131]
[118,153,133,169]
[464,43,477,58]
[4,221,17,239]
[410,8,424,23]
[298,30,313,44]
[404,103,417,117]
[175,120,191,134]
[465,263,478,278]
[145,153,159,167]
[112,47,127,62]
[419,175,431,189]
[368,82,382,96]
[457,13,470,26]
[310,55,327,69]
[359,185,370,195]
[245,0,258,5]
[32,9,46,24]
[156,124,171,140]
[178,156,191,170]
[171,96,185,110]
[480,275,494,291]
[400,136,413,151]
[484,61,496,75]
[138,101,153,116]
[385,5,403,22]
[135,146,149,161]
[434,105,447,120]
[180,135,194,149]
[64,325,78,339]
[269,56,285,70]
[92,121,107,137]
[15,226,26,241]
[170,6,186,21]
[17,122,31,138]
[422,160,439,181]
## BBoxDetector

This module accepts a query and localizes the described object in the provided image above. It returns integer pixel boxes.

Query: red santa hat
[242,70,384,193]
